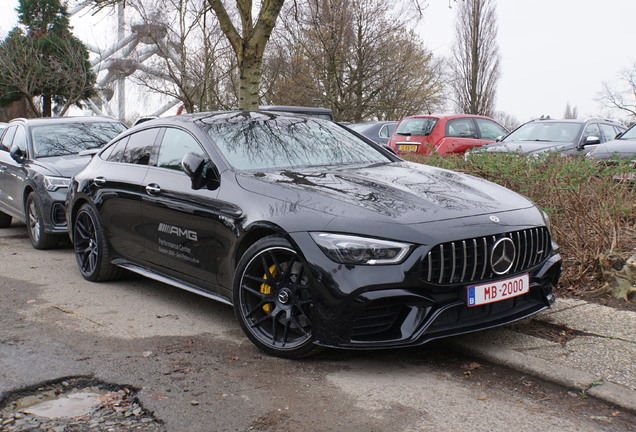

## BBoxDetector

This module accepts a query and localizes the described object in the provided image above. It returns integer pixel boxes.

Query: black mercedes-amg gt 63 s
[66,111,561,358]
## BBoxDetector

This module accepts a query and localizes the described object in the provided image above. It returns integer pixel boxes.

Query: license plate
[397,144,419,152]
[467,274,529,307]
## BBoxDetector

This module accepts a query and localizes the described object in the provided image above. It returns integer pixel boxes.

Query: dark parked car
[66,111,561,358]
[348,121,398,145]
[478,118,626,156]
[0,116,127,249]
[586,123,636,161]
[387,114,508,155]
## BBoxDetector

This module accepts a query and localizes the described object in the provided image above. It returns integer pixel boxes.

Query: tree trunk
[239,55,262,110]
[42,94,52,117]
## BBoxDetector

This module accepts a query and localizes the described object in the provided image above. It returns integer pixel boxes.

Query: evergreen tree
[0,0,96,117]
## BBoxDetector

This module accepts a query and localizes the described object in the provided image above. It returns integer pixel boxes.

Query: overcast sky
[1,0,634,122]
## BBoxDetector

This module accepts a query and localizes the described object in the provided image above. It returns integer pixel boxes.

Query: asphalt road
[0,221,632,432]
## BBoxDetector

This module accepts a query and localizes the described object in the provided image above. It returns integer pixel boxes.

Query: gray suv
[0,116,126,249]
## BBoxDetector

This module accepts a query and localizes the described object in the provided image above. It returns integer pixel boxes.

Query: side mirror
[495,136,503,142]
[10,146,26,163]
[182,152,220,190]
[582,136,601,147]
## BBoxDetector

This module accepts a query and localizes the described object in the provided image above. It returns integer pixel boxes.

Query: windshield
[503,122,580,143]
[31,122,127,158]
[202,113,390,171]
[395,118,438,136]
[619,125,636,140]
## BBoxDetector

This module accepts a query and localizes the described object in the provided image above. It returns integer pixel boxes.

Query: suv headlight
[43,176,71,191]
[310,232,412,265]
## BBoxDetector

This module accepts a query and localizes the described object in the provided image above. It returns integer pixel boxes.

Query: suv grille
[421,227,551,285]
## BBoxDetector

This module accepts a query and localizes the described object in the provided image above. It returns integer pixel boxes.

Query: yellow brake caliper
[260,264,277,313]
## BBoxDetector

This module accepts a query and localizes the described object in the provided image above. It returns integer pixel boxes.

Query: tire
[73,203,122,282]
[0,211,11,228]
[26,193,61,250]
[233,236,321,359]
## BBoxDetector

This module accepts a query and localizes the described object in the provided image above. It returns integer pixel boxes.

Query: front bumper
[39,187,68,234]
[289,232,561,350]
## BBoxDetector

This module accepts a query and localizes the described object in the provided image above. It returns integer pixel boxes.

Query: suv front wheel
[26,193,60,249]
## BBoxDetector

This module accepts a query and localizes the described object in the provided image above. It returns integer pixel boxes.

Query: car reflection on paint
[66,111,561,358]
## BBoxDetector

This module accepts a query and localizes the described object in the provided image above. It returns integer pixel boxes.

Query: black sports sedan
[0,117,127,249]
[66,111,561,358]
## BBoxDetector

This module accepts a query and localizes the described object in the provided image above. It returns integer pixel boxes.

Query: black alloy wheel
[234,236,319,358]
[26,193,60,249]
[73,203,121,281]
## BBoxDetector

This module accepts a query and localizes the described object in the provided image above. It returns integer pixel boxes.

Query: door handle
[92,176,106,185]
[145,184,161,195]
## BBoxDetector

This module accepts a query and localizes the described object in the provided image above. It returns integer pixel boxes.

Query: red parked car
[387,114,508,155]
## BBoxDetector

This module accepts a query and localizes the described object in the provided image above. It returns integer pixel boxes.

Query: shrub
[407,152,635,293]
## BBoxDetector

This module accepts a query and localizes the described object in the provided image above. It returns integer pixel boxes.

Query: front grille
[421,227,551,285]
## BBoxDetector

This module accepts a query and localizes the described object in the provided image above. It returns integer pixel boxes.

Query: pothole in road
[0,376,165,432]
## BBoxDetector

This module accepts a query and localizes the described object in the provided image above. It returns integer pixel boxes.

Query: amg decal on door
[158,223,198,241]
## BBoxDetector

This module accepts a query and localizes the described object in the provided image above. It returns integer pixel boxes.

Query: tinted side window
[0,126,17,151]
[156,128,205,172]
[102,136,129,163]
[475,118,507,140]
[12,126,27,153]
[599,123,618,142]
[379,123,396,139]
[582,123,601,142]
[446,118,478,138]
[122,128,158,165]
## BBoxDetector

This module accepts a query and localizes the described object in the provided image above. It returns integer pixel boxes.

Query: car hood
[480,140,572,155]
[33,154,93,177]
[235,161,534,225]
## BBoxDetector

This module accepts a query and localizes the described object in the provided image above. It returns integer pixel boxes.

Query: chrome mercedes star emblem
[490,237,516,275]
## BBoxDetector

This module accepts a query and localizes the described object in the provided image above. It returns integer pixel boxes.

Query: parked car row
[0,110,561,358]
[350,112,633,162]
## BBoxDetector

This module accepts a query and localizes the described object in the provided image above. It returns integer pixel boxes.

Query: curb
[445,336,636,414]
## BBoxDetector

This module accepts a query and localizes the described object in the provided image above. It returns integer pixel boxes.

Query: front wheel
[26,193,60,249]
[233,236,320,358]
[73,203,122,281]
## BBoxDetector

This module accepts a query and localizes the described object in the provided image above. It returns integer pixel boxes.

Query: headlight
[541,209,551,232]
[310,232,412,265]
[43,176,71,191]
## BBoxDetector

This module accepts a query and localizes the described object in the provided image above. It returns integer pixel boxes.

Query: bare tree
[598,63,636,119]
[492,111,519,131]
[263,0,444,122]
[449,0,500,116]
[90,0,428,111]
[563,102,578,119]
[127,0,238,112]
